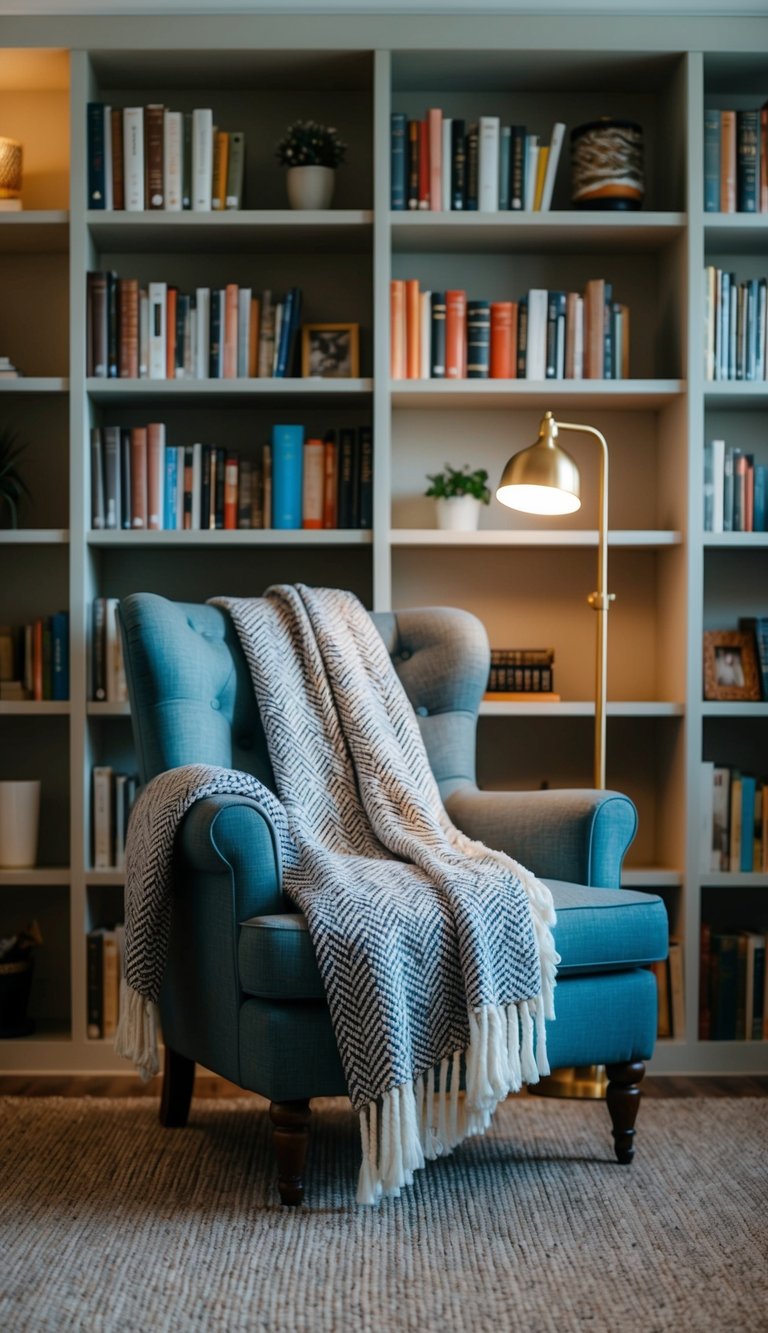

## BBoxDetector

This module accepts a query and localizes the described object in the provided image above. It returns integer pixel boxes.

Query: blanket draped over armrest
[116,584,558,1204]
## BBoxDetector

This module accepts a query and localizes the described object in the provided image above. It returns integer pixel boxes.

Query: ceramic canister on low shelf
[570,118,644,210]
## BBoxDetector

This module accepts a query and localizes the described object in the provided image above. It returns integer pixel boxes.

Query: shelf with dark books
[702,105,767,215]
[699,922,767,1042]
[390,212,686,255]
[0,212,69,254]
[389,380,684,409]
[87,210,373,254]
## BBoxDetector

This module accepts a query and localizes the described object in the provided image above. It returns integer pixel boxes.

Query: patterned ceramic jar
[570,118,644,210]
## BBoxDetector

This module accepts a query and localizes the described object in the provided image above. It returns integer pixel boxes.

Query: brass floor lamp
[496,409,615,1098]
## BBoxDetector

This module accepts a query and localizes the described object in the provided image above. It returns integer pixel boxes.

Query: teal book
[703,108,720,212]
[740,775,757,872]
[271,424,304,529]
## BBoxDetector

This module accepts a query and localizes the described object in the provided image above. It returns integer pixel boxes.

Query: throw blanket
[116,585,557,1203]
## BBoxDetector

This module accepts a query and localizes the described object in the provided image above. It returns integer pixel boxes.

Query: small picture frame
[703,630,761,702]
[301,323,360,379]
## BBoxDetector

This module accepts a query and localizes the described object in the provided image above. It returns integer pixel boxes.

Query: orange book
[130,427,148,529]
[405,278,421,379]
[146,422,165,530]
[584,279,605,379]
[390,279,406,378]
[223,283,238,378]
[165,287,177,379]
[533,146,549,211]
[490,301,515,378]
[428,107,442,212]
[322,435,338,528]
[223,453,238,530]
[302,438,325,529]
[721,110,736,213]
[248,297,260,377]
[213,131,229,210]
[445,289,467,378]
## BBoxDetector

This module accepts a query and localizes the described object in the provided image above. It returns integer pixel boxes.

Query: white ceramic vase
[435,496,483,531]
[286,165,335,210]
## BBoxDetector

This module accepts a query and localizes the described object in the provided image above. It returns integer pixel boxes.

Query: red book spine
[445,289,467,379]
[302,438,324,530]
[390,280,406,379]
[130,427,148,529]
[110,108,124,210]
[165,287,177,379]
[223,453,238,530]
[745,458,754,532]
[146,422,165,530]
[418,119,430,209]
[490,301,514,378]
[406,279,421,379]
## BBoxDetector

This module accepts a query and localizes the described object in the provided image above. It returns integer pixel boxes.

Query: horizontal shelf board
[704,213,768,256]
[391,211,686,254]
[0,1028,71,1048]
[704,382,768,408]
[390,379,685,410]
[390,529,681,548]
[0,211,69,254]
[87,702,131,715]
[87,528,372,547]
[87,209,374,254]
[0,702,70,715]
[86,377,372,404]
[86,870,125,885]
[0,869,70,886]
[702,702,768,717]
[0,529,68,544]
[0,378,68,395]
[700,872,768,888]
[478,700,684,717]
[621,868,683,887]
[703,533,768,547]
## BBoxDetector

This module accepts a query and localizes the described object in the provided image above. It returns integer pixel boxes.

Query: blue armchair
[118,592,668,1204]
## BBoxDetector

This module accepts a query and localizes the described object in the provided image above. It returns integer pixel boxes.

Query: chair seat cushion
[238,880,668,1001]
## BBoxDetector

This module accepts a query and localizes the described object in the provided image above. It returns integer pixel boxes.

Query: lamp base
[529,1064,608,1099]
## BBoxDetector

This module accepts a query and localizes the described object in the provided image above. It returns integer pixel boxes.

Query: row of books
[86,275,303,380]
[700,925,767,1042]
[91,598,127,704]
[702,760,768,875]
[703,440,768,533]
[391,111,564,214]
[0,614,69,701]
[390,280,628,381]
[651,941,685,1040]
[87,103,245,212]
[86,925,125,1040]
[703,268,767,382]
[486,648,555,696]
[90,423,373,533]
[92,766,139,871]
[703,107,768,214]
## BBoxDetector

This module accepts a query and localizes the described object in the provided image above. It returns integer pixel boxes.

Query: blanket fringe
[356,993,550,1204]
[114,979,160,1082]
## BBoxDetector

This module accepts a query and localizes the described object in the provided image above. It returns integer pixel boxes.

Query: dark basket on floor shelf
[0,958,35,1037]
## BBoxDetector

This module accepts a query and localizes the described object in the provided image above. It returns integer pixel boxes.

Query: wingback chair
[118,592,668,1205]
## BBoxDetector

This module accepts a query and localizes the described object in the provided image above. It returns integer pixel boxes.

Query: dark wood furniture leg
[269,1099,312,1205]
[606,1060,645,1164]
[159,1045,196,1127]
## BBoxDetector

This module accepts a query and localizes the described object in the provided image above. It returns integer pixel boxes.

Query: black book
[106,271,118,377]
[546,292,566,380]
[407,119,420,210]
[358,426,373,529]
[176,293,190,377]
[182,112,193,210]
[120,428,132,528]
[430,291,446,378]
[90,427,104,529]
[209,289,222,378]
[91,597,106,701]
[102,425,121,529]
[183,446,194,528]
[201,444,212,530]
[517,297,528,378]
[214,445,226,528]
[736,109,759,213]
[337,428,356,528]
[602,282,614,381]
[466,123,479,210]
[510,126,526,210]
[467,300,490,379]
[86,929,104,1039]
[87,103,107,209]
[450,118,466,210]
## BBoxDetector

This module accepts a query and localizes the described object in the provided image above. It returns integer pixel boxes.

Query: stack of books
[701,761,768,875]
[703,267,768,382]
[484,648,559,702]
[87,103,245,211]
[390,280,628,380]
[703,106,768,213]
[92,766,138,871]
[391,111,565,213]
[651,940,685,1039]
[90,598,127,703]
[700,925,766,1041]
[0,614,69,701]
[86,924,125,1040]
[703,439,768,532]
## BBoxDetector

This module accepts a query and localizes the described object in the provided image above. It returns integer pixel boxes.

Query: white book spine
[442,118,452,212]
[524,135,539,212]
[478,115,500,212]
[148,282,167,380]
[195,287,210,379]
[164,110,183,211]
[105,597,127,703]
[93,766,114,869]
[419,290,431,379]
[711,437,725,533]
[103,106,113,210]
[139,288,149,377]
[191,442,202,529]
[526,289,548,380]
[539,122,565,212]
[237,287,251,377]
[123,107,144,212]
[192,108,213,211]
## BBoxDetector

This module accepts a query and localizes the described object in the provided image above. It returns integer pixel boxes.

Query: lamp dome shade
[496,437,581,516]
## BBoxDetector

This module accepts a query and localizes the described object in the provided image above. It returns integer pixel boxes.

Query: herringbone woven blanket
[116,585,557,1203]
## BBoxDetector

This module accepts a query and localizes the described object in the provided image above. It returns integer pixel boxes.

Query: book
[509,126,526,210]
[467,300,490,378]
[742,932,765,1040]
[226,130,245,209]
[419,289,431,379]
[358,426,373,529]
[123,107,144,211]
[302,437,324,530]
[212,129,229,210]
[477,116,500,212]
[736,109,759,213]
[50,611,69,702]
[145,103,165,209]
[146,422,165,529]
[163,109,183,211]
[490,301,515,378]
[223,454,238,530]
[428,107,442,212]
[498,125,511,211]
[130,427,148,528]
[445,289,467,378]
[703,108,720,212]
[192,108,213,211]
[525,289,548,380]
[390,280,406,379]
[442,117,452,212]
[148,282,167,379]
[87,102,107,208]
[271,424,303,529]
[430,291,446,378]
[539,122,565,212]
[391,112,407,210]
[721,110,737,212]
[103,426,121,529]
[322,432,338,529]
[407,119,419,210]
[450,118,466,210]
[90,427,105,529]
[92,766,114,869]
[405,279,420,379]
[711,764,731,871]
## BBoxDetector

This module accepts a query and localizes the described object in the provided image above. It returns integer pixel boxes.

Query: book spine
[509,125,526,210]
[539,122,565,212]
[465,123,479,210]
[213,446,225,528]
[146,422,165,530]
[721,110,737,213]
[302,438,324,529]
[545,291,565,379]
[358,426,373,529]
[192,108,213,211]
[322,433,338,529]
[226,130,245,209]
[445,289,467,379]
[237,456,252,529]
[163,109,183,211]
[106,271,118,377]
[516,297,528,377]
[102,426,121,529]
[213,130,229,210]
[223,453,238,530]
[337,428,355,528]
[390,112,407,210]
[736,109,759,213]
[271,424,303,529]
[429,291,446,378]
[442,117,452,212]
[524,134,539,211]
[165,286,177,379]
[86,931,104,1038]
[498,125,511,211]
[101,107,113,211]
[145,103,165,208]
[467,300,490,378]
[130,427,148,528]
[90,271,108,378]
[90,427,105,529]
[405,279,420,379]
[209,289,222,378]
[418,118,430,209]
[407,120,419,210]
[163,445,177,530]
[525,288,548,380]
[93,767,114,869]
[451,118,466,210]
[478,116,500,212]
[428,107,442,211]
[490,301,514,378]
[50,611,69,702]
[118,278,139,378]
[703,108,720,211]
[120,429,132,528]
[110,108,124,210]
[123,108,144,211]
[87,102,107,208]
[148,281,167,379]
[390,279,406,379]
[223,283,239,378]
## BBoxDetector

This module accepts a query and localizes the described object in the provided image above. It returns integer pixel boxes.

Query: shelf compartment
[704,383,768,409]
[390,380,685,410]
[86,378,373,405]
[0,211,69,254]
[704,214,768,257]
[88,528,372,547]
[391,212,686,255]
[479,700,685,717]
[0,529,68,545]
[87,210,374,254]
[390,529,682,548]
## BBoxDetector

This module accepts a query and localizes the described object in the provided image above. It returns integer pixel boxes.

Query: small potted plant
[275,119,346,211]
[0,428,30,528]
[425,463,491,531]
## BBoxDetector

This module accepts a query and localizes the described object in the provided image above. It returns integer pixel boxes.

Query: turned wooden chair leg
[159,1045,196,1128]
[269,1099,312,1205]
[605,1060,645,1164]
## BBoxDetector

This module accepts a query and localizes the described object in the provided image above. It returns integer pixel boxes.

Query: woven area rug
[1,1095,765,1332]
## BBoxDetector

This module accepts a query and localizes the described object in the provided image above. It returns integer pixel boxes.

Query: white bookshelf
[0,11,766,1075]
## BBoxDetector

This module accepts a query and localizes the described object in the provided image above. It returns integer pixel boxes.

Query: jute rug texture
[0,1095,765,1332]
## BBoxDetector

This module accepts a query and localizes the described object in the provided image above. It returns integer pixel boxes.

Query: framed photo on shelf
[703,630,761,702]
[301,323,360,379]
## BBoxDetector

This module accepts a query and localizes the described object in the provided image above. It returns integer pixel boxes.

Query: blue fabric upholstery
[117,591,666,1107]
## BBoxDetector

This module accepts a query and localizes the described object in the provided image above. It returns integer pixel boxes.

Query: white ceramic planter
[286,165,335,210]
[0,779,40,867]
[435,496,483,531]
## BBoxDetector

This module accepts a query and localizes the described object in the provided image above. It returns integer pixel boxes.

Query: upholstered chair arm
[178,794,291,918]
[445,785,637,889]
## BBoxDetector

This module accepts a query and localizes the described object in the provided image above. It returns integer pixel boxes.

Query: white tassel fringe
[114,979,160,1082]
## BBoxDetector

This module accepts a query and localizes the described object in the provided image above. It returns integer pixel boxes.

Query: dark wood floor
[1,1074,767,1098]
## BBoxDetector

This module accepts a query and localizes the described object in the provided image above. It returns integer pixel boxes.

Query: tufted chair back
[117,593,491,801]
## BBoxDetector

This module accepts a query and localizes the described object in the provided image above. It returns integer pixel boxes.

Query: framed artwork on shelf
[301,322,360,379]
[703,630,761,702]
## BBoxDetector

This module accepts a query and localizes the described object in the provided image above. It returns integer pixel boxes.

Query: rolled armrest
[178,794,291,919]
[445,784,637,888]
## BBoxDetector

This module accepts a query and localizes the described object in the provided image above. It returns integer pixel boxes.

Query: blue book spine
[545,292,565,379]
[87,103,107,209]
[467,300,491,378]
[51,611,69,701]
[275,289,295,379]
[164,447,178,530]
[754,464,767,532]
[271,424,304,529]
[391,113,407,210]
[741,776,757,872]
[703,109,720,212]
[498,125,511,211]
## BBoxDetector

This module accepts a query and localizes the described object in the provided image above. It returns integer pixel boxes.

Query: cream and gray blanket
[116,584,557,1203]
